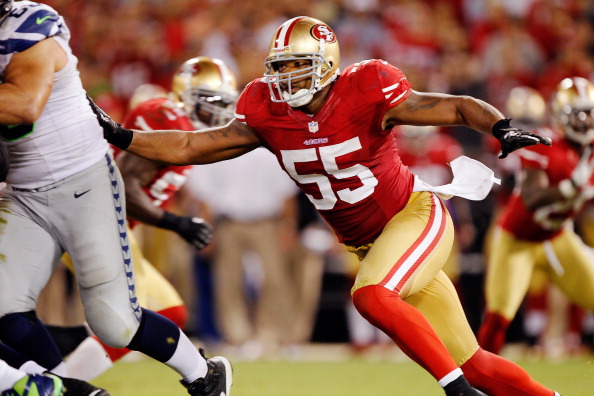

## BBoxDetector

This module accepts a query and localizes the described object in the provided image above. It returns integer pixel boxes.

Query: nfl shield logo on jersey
[308,121,319,133]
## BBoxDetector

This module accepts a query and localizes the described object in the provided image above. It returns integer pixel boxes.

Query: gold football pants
[350,191,479,365]
[485,225,594,320]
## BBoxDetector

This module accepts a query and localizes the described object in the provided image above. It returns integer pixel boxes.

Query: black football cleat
[50,375,109,396]
[444,375,489,396]
[181,349,232,396]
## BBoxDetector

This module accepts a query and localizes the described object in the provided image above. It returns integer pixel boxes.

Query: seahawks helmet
[171,57,238,128]
[550,77,594,145]
[264,16,340,107]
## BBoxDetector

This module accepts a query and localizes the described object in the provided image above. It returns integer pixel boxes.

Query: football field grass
[93,350,594,395]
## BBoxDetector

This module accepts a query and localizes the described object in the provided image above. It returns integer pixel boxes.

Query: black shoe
[181,349,232,396]
[444,376,488,396]
[50,375,109,396]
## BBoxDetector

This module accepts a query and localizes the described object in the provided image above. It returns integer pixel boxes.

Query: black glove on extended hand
[492,118,552,159]
[86,94,133,150]
[158,211,213,250]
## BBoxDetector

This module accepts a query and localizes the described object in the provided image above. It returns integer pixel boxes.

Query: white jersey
[0,1,107,189]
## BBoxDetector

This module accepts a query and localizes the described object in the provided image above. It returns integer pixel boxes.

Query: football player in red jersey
[60,57,237,383]
[88,16,560,396]
[478,77,594,357]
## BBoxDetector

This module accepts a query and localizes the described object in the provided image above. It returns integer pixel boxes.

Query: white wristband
[559,179,577,198]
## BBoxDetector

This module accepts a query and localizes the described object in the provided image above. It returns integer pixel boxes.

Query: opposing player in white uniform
[90,16,561,396]
[62,57,235,382]
[0,106,62,396]
[0,2,230,395]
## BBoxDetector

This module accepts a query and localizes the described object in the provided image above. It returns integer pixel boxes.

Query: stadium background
[36,1,594,392]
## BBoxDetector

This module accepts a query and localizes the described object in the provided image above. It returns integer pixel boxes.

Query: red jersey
[119,97,194,228]
[235,59,414,246]
[499,128,594,241]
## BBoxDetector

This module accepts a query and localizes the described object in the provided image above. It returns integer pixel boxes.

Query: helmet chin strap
[283,89,314,107]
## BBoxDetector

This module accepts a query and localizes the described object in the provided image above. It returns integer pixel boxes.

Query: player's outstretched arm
[87,94,262,165]
[382,90,552,158]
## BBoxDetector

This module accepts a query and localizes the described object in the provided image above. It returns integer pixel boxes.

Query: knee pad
[86,303,141,349]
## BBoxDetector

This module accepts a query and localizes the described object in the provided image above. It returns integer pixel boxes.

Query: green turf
[93,355,594,395]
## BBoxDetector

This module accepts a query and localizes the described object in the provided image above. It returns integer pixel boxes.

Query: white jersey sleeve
[0,1,108,189]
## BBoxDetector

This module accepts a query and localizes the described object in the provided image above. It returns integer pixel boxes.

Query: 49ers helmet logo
[310,24,336,43]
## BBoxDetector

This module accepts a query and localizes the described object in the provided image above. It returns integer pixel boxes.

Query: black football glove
[492,118,552,159]
[86,93,133,150]
[158,211,213,250]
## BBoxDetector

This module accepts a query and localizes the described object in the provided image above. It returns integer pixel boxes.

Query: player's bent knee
[353,284,399,319]
[85,303,141,348]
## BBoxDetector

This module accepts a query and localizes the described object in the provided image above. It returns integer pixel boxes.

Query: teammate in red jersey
[88,16,560,396]
[478,77,594,356]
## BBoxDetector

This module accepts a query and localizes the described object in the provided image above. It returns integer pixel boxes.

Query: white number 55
[280,137,378,210]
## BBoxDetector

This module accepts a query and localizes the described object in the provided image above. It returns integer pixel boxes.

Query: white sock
[0,360,27,391]
[18,360,46,375]
[165,330,207,383]
[64,337,113,381]
[438,368,463,387]
[48,361,68,377]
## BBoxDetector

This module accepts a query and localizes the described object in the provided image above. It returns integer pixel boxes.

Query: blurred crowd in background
[39,0,594,361]
[54,0,594,129]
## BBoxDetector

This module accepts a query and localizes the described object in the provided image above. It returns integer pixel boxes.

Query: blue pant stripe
[105,153,141,323]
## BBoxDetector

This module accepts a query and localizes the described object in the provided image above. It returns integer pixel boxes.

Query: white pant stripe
[383,194,444,291]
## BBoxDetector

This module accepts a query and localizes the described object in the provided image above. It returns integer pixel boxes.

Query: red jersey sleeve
[343,59,412,113]
[234,79,273,128]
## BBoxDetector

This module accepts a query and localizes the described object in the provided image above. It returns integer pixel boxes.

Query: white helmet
[264,16,340,107]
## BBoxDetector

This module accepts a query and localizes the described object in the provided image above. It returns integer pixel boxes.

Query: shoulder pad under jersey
[0,1,65,72]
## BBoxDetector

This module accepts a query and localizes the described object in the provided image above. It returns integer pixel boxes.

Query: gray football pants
[0,154,141,348]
